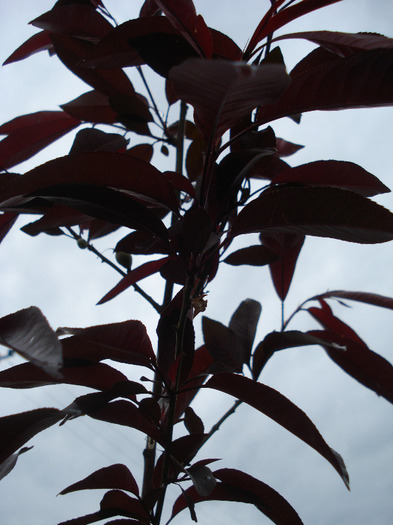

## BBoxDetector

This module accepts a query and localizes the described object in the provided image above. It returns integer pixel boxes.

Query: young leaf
[228,299,261,362]
[0,307,63,378]
[97,257,172,305]
[171,467,303,525]
[258,48,393,124]
[169,59,291,143]
[0,111,80,170]
[231,186,393,244]
[0,409,62,466]
[272,160,390,197]
[59,464,139,497]
[206,373,350,488]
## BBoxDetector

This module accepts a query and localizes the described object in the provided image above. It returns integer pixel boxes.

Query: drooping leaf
[231,186,393,244]
[0,446,33,482]
[3,31,53,65]
[97,257,172,305]
[271,30,393,58]
[206,373,349,488]
[258,48,393,124]
[169,59,291,143]
[59,463,139,496]
[272,160,390,197]
[0,111,80,170]
[312,290,393,310]
[0,307,63,378]
[31,4,113,42]
[245,0,344,58]
[154,0,213,58]
[260,232,305,301]
[171,468,303,525]
[0,409,62,466]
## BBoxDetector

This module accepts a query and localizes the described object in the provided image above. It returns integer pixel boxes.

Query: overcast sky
[1,1,393,524]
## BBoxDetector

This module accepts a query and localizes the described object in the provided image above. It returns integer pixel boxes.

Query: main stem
[141,102,188,516]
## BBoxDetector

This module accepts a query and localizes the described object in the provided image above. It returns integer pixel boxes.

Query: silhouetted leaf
[184,407,204,435]
[258,48,393,124]
[0,446,33,481]
[3,31,53,65]
[0,111,80,170]
[61,91,118,124]
[271,30,393,58]
[0,212,17,244]
[312,290,393,310]
[231,186,393,244]
[171,467,303,525]
[169,59,290,143]
[202,317,245,373]
[98,257,172,305]
[59,464,139,496]
[0,307,63,378]
[272,160,390,197]
[260,232,305,300]
[224,245,278,267]
[0,409,62,466]
[206,374,349,488]
[275,138,304,157]
[229,299,261,362]
[31,5,113,41]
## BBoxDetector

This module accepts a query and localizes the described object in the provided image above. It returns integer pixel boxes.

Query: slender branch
[138,66,167,131]
[201,399,243,449]
[65,227,162,314]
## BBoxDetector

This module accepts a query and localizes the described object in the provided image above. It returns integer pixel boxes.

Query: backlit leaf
[3,31,53,65]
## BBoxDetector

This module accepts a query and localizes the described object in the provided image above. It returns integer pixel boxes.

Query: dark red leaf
[206,373,349,488]
[184,407,204,435]
[245,0,344,57]
[61,319,155,365]
[271,30,393,58]
[154,0,213,58]
[115,231,170,256]
[0,307,63,378]
[31,5,113,42]
[59,464,139,496]
[0,408,62,465]
[312,290,393,310]
[89,400,163,444]
[309,328,393,405]
[0,212,17,244]
[202,317,245,373]
[97,257,172,305]
[3,31,53,66]
[0,362,128,391]
[260,232,305,300]
[170,59,290,143]
[272,160,390,197]
[69,129,128,154]
[126,144,154,163]
[275,138,304,157]
[0,111,80,170]
[224,245,279,267]
[228,299,261,362]
[0,151,177,212]
[231,186,393,244]
[51,33,134,98]
[186,464,216,497]
[258,48,393,124]
[171,468,303,525]
[61,91,118,124]
[0,446,33,481]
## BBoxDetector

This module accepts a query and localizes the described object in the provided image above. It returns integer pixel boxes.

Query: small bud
[77,238,88,249]
[115,251,132,271]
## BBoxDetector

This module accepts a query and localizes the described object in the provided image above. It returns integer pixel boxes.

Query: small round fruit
[77,238,88,249]
[115,251,132,271]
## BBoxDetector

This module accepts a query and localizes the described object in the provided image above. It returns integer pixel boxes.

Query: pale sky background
[1,1,393,524]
